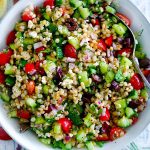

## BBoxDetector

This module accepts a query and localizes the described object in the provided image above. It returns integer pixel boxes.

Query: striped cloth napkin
[0,0,150,150]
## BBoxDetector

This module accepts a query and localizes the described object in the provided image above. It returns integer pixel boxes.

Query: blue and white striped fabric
[0,0,150,150]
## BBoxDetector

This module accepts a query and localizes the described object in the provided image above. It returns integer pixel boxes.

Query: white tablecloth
[0,0,150,150]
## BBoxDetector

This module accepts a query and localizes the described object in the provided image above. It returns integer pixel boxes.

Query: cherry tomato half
[116,12,131,26]
[26,80,35,95]
[117,48,132,56]
[110,127,126,141]
[143,70,150,77]
[99,108,110,122]
[91,19,100,26]
[58,118,72,134]
[105,35,113,47]
[130,73,144,90]
[0,127,12,140]
[17,110,31,120]
[22,11,34,22]
[132,117,138,125]
[43,0,55,8]
[97,39,107,51]
[97,133,109,141]
[64,44,77,58]
[0,49,13,66]
[25,63,36,75]
[0,71,6,84]
[6,30,16,46]
[35,61,45,75]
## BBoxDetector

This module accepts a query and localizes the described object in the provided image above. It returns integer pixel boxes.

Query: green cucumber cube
[105,70,115,83]
[78,7,90,19]
[115,99,127,110]
[84,113,92,127]
[117,116,132,128]
[85,141,95,150]
[68,36,80,49]
[99,61,108,74]
[125,107,135,118]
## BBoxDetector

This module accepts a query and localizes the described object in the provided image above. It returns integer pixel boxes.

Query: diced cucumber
[16,32,23,39]
[106,6,116,14]
[87,0,96,4]
[112,23,127,36]
[58,25,69,36]
[39,138,51,145]
[4,64,15,75]
[65,142,72,150]
[135,51,146,59]
[128,90,138,100]
[141,88,149,100]
[8,110,17,118]
[78,7,90,19]
[117,116,132,128]
[78,71,91,87]
[85,141,95,150]
[105,70,115,83]
[5,76,16,86]
[23,38,35,45]
[35,117,46,124]
[0,92,10,102]
[43,61,56,75]
[68,37,80,49]
[43,13,50,20]
[55,0,63,6]
[9,43,17,50]
[115,99,127,110]
[56,47,63,59]
[125,107,135,118]
[53,122,62,134]
[84,113,92,127]
[69,0,82,8]
[43,85,49,95]
[76,129,86,142]
[96,141,105,148]
[120,56,132,69]
[99,61,108,74]
[115,69,125,82]
[25,98,37,108]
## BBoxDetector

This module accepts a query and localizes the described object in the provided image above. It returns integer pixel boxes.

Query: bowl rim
[0,0,150,150]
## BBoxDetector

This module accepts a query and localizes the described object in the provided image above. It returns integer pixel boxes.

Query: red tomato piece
[0,127,12,140]
[97,133,109,141]
[105,35,113,47]
[35,61,45,75]
[110,127,126,141]
[116,12,131,26]
[17,110,31,120]
[99,108,110,122]
[43,0,55,8]
[97,39,107,51]
[117,48,132,56]
[22,11,34,22]
[132,117,138,125]
[0,49,13,66]
[26,80,35,95]
[58,118,72,134]
[0,71,6,84]
[143,70,150,77]
[6,30,16,46]
[35,46,45,53]
[91,19,100,26]
[64,44,77,58]
[130,73,144,90]
[34,7,41,17]
[25,63,36,75]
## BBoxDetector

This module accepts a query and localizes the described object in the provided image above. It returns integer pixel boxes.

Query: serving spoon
[110,12,150,89]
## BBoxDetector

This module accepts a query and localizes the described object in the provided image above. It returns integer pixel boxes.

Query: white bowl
[0,0,150,150]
